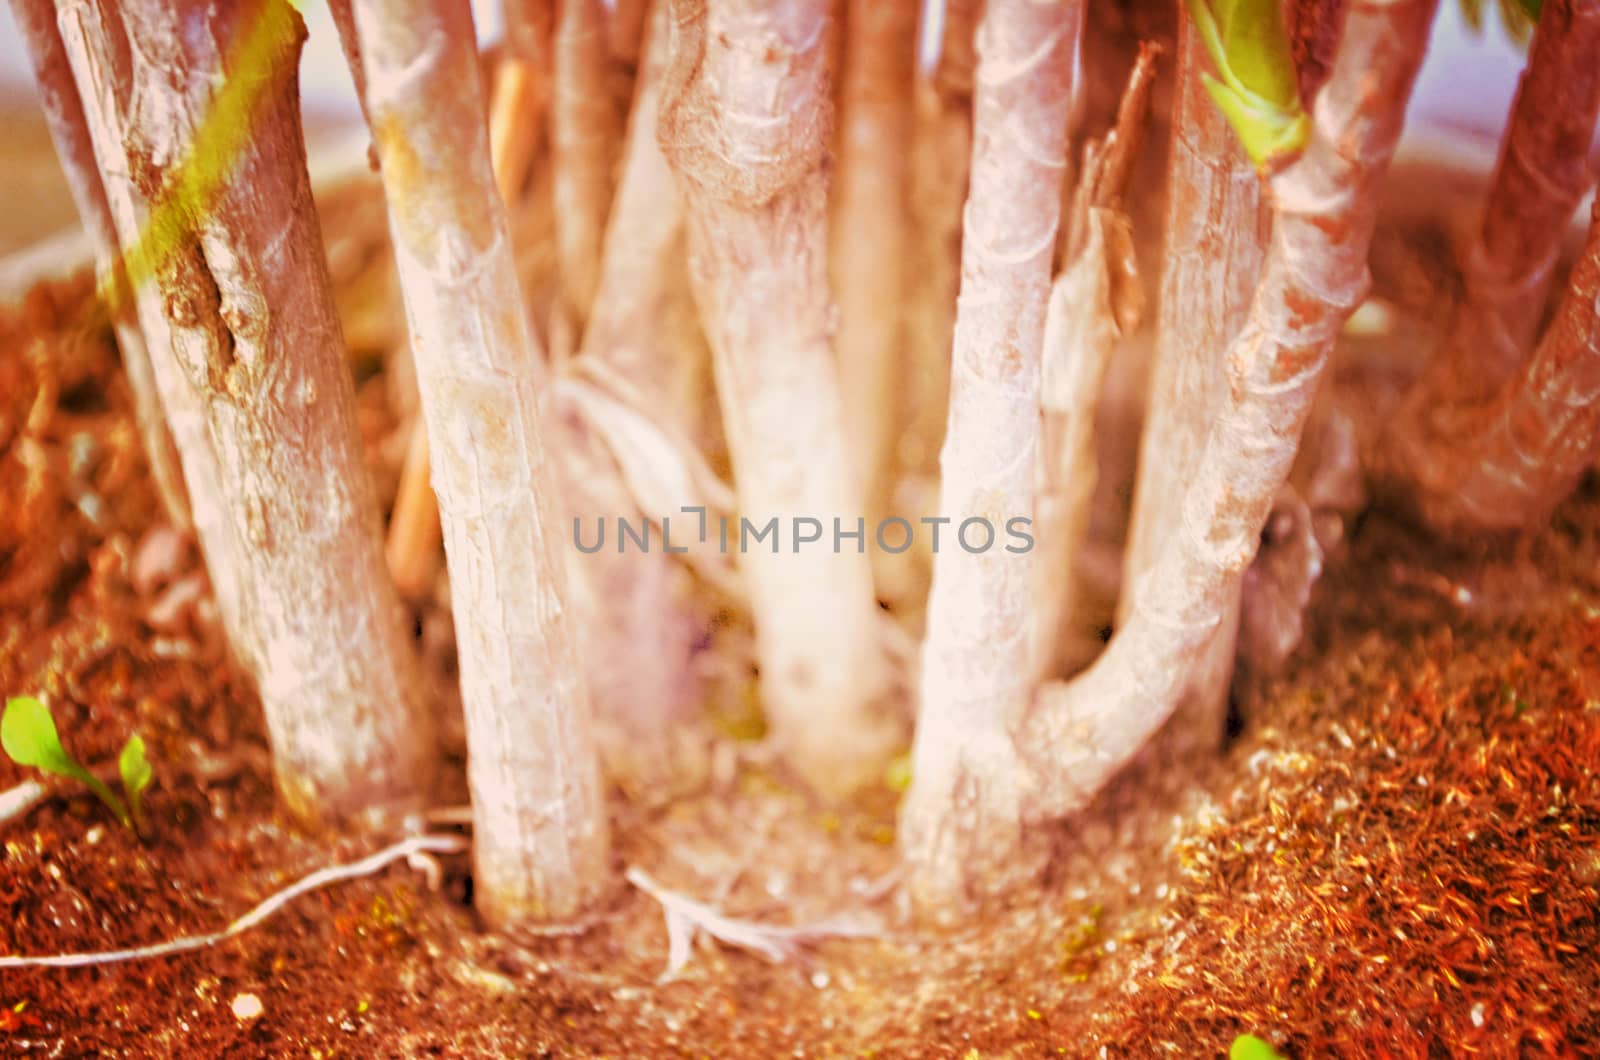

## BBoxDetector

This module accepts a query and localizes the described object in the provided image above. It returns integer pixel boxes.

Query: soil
[2,162,1599,1060]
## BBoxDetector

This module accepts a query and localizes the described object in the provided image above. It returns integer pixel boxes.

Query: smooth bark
[350,0,609,924]
[899,0,1082,913]
[659,0,898,797]
[832,0,917,540]
[58,0,434,827]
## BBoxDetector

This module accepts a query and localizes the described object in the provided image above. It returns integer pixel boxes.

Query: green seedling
[1187,0,1310,169]
[1230,1033,1286,1060]
[2,695,152,831]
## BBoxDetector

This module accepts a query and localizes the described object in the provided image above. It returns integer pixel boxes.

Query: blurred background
[0,0,1531,260]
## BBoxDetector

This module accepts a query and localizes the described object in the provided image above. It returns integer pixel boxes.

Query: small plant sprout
[1,696,152,831]
[1230,1032,1286,1060]
[1187,0,1309,169]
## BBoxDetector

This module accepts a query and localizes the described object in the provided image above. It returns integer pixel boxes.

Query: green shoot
[2,695,154,831]
[1230,1033,1286,1060]
[1187,0,1310,169]
[119,734,154,830]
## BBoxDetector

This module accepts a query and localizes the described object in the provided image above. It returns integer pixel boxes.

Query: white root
[348,0,610,926]
[0,781,49,830]
[626,867,882,980]
[0,835,466,969]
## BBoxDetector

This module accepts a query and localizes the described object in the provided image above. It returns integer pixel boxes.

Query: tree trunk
[552,0,621,325]
[53,0,244,645]
[59,0,434,828]
[1117,17,1270,753]
[1385,0,1600,506]
[659,0,899,798]
[903,0,1437,917]
[899,0,1082,915]
[10,0,188,533]
[1024,0,1437,854]
[832,0,916,548]
[348,0,610,924]
[560,2,708,790]
[1385,201,1600,533]
[897,0,981,606]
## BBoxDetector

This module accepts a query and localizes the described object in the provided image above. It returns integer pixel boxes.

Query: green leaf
[1230,1033,1286,1060]
[2,695,129,826]
[119,734,153,828]
[1187,0,1309,168]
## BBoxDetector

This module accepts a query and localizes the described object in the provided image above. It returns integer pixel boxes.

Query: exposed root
[626,867,883,981]
[0,835,467,969]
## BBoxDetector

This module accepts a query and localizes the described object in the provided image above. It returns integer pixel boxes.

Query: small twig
[0,834,466,969]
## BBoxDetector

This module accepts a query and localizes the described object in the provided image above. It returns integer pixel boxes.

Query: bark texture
[902,0,1437,915]
[11,0,188,532]
[1032,45,1155,682]
[59,0,433,827]
[552,0,621,324]
[899,0,1081,914]
[351,0,609,924]
[1118,17,1270,752]
[1388,201,1600,532]
[53,0,243,642]
[832,0,917,539]
[1385,0,1600,515]
[659,0,898,797]
[1023,0,1437,834]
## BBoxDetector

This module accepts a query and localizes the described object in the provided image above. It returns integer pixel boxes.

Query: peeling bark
[552,0,621,324]
[659,0,899,797]
[58,0,434,827]
[349,0,609,924]
[831,0,916,541]
[12,0,187,530]
[902,0,1436,915]
[1118,17,1270,755]
[899,0,1082,914]
[1387,201,1600,533]
[1385,0,1600,515]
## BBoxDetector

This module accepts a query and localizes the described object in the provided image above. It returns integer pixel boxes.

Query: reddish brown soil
[4,235,1600,1058]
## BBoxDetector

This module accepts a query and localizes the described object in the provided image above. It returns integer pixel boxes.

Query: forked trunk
[10,0,188,533]
[58,0,434,827]
[903,0,1437,916]
[899,0,1082,913]
[1118,18,1270,752]
[348,0,609,924]
[659,0,899,797]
